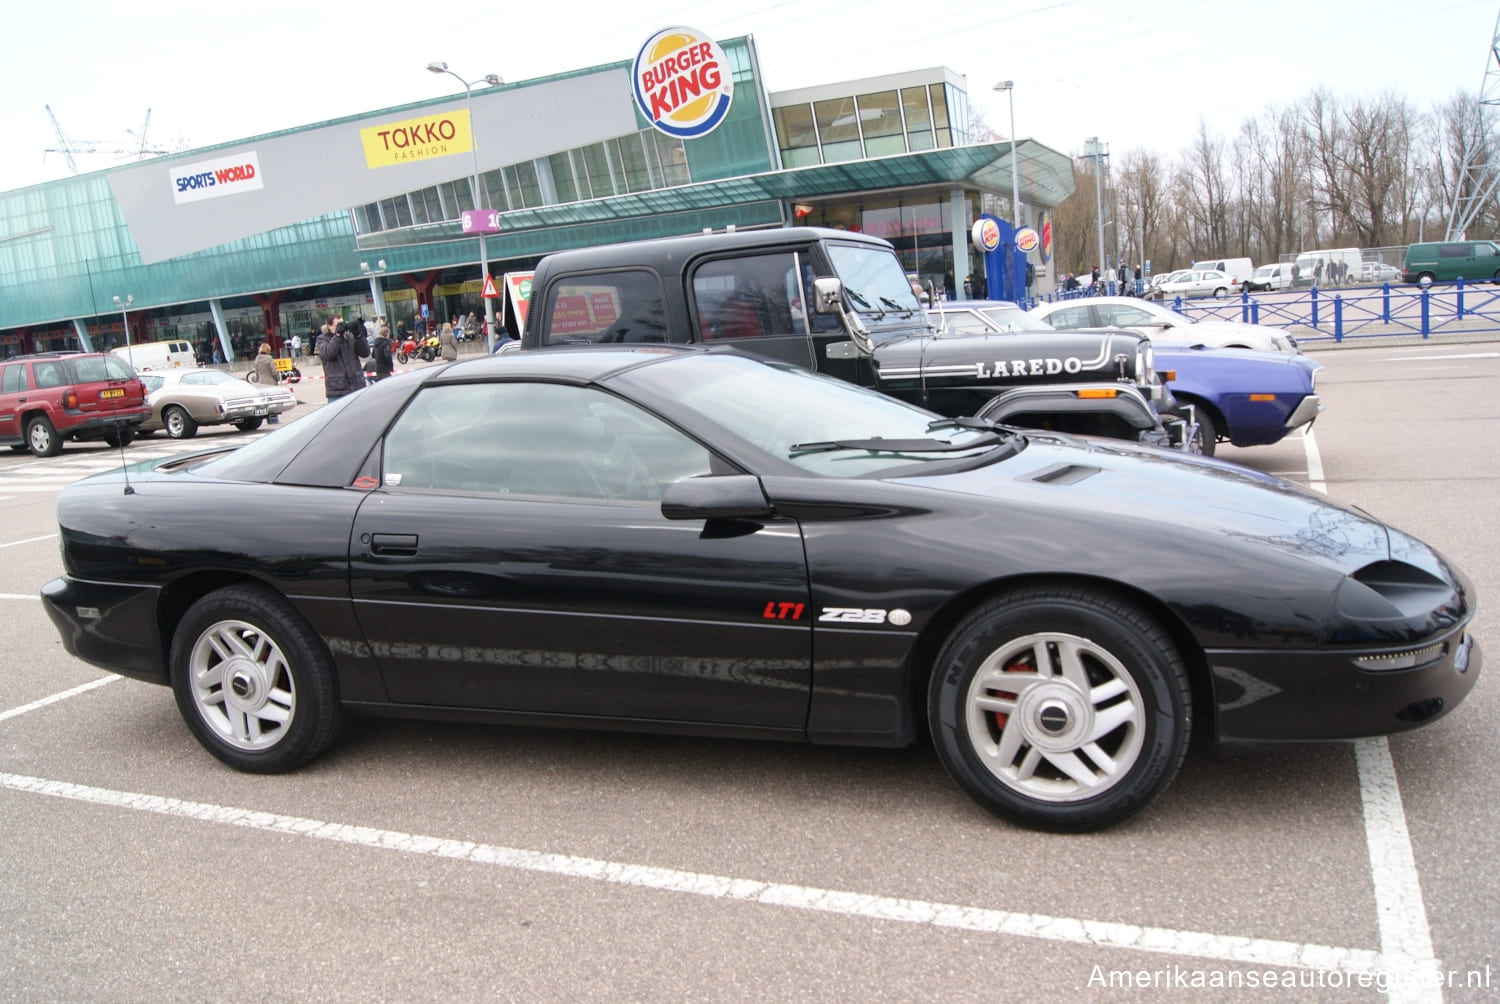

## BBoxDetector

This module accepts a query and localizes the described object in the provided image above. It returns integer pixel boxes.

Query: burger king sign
[633,28,733,139]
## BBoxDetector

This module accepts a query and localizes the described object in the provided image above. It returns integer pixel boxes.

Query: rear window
[537,270,667,345]
[71,355,136,382]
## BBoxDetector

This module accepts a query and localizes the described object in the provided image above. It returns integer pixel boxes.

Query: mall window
[615,135,654,194]
[354,203,381,234]
[857,91,906,158]
[651,132,691,187]
[440,180,473,215]
[548,152,579,204]
[902,87,933,152]
[411,186,444,225]
[773,104,821,167]
[814,97,862,164]
[579,143,616,200]
[479,170,508,212]
[379,196,413,229]
[506,162,542,209]
[930,84,952,149]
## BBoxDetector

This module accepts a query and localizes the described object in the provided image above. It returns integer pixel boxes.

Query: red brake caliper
[993,657,1032,729]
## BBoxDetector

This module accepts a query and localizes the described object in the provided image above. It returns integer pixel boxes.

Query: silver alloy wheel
[27,420,55,454]
[963,631,1145,802]
[187,617,296,752]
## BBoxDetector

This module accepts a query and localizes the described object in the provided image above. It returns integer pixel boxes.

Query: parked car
[931,302,1321,457]
[41,347,1481,833]
[1148,268,1240,300]
[1245,263,1293,292]
[0,351,149,456]
[1029,296,1299,354]
[1153,344,1322,455]
[1362,262,1401,283]
[1190,257,1254,287]
[138,368,297,439]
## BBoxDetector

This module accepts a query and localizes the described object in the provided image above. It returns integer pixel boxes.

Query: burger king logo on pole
[633,27,733,138]
[1014,227,1040,253]
[971,217,1001,253]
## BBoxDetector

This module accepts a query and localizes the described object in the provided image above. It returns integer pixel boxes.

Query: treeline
[1033,89,1498,275]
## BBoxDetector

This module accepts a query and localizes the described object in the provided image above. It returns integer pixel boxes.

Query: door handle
[370,532,419,556]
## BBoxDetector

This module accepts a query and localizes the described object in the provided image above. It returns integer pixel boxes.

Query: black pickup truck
[514,227,1191,448]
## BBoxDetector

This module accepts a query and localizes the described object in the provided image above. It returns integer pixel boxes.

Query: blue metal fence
[1031,279,1500,342]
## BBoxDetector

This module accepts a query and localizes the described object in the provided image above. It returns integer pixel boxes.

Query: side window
[1046,306,1095,329]
[33,362,64,388]
[1475,244,1498,259]
[691,252,800,340]
[0,364,27,394]
[382,383,715,503]
[539,269,666,345]
[142,376,165,393]
[1103,306,1155,327]
[937,310,997,334]
[1438,244,1470,259]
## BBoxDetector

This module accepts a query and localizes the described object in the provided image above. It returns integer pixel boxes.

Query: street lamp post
[360,260,388,321]
[993,81,1020,227]
[111,294,134,368]
[428,61,503,353]
[1084,137,1108,278]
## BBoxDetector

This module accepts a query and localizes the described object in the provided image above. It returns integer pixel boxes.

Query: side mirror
[660,475,772,521]
[812,277,843,314]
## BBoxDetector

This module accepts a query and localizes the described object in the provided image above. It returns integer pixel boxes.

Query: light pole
[360,260,388,321]
[428,61,503,352]
[1084,137,1108,277]
[111,294,134,367]
[993,81,1020,226]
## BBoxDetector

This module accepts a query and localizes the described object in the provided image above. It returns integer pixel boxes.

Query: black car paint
[43,348,1480,755]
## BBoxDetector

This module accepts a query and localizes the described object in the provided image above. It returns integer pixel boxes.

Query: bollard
[1251,301,1259,324]
[1310,286,1319,328]
[1381,283,1391,323]
[1240,287,1250,324]
[1456,276,1465,319]
[1333,295,1343,342]
[1420,285,1430,337]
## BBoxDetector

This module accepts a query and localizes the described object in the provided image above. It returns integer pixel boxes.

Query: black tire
[245,370,259,384]
[1418,272,1435,285]
[396,352,410,364]
[169,584,343,773]
[25,415,62,457]
[163,405,199,439]
[928,586,1191,832]
[1190,404,1218,457]
[1212,287,1228,299]
[233,417,264,431]
[102,426,137,448]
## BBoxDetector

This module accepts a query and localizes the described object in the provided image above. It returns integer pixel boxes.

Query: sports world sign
[632,28,733,138]
[169,151,264,205]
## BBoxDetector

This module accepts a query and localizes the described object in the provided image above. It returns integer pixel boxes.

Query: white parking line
[0,769,1403,981]
[0,677,116,723]
[0,534,57,548]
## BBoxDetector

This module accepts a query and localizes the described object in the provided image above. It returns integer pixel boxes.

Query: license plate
[100,388,124,399]
[253,407,268,416]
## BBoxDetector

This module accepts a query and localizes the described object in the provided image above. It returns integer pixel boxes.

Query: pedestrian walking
[370,323,394,381]
[438,321,459,362]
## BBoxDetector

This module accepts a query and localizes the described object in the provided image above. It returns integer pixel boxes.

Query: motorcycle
[395,335,441,364]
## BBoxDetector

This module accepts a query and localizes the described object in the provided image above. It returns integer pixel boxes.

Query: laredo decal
[633,27,733,138]
[361,110,473,169]
[975,356,1086,378]
[169,151,264,205]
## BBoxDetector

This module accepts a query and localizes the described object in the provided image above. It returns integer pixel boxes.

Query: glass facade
[772,78,969,167]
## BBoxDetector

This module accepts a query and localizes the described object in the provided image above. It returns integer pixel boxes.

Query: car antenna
[110,295,137,494]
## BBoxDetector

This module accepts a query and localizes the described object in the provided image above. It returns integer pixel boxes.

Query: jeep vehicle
[517,228,1190,448]
[0,351,150,456]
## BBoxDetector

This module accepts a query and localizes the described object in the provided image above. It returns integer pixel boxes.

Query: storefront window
[411,187,443,225]
[857,91,905,158]
[579,143,615,200]
[506,163,542,209]
[814,97,862,164]
[615,134,654,194]
[773,104,820,167]
[379,196,413,229]
[480,170,509,212]
[441,180,473,215]
[548,153,579,203]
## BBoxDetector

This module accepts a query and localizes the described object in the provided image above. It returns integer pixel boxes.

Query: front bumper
[1210,626,1481,749]
[220,395,296,421]
[1285,393,1323,431]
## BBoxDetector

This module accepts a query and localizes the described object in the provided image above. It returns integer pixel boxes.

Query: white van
[1191,257,1253,286]
[1246,262,1293,292]
[112,339,196,372]
[1293,248,1362,287]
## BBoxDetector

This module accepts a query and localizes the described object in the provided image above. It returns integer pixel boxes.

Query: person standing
[438,321,459,362]
[318,319,367,401]
[253,343,283,423]
[1117,261,1129,291]
[370,323,394,381]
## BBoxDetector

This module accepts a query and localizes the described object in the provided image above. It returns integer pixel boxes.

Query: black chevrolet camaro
[41,347,1481,831]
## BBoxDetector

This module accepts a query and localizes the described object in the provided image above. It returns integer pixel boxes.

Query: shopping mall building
[0,32,1073,360]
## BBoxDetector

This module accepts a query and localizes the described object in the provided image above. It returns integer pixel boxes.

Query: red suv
[0,352,150,456]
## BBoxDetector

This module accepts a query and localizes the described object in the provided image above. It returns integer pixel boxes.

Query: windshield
[824,243,922,316]
[977,306,1055,332]
[618,354,1010,476]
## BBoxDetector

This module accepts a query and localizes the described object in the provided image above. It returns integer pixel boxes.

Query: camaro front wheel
[929,586,1191,832]
[170,584,342,773]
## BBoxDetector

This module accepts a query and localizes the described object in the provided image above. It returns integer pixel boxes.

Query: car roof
[426,343,714,386]
[532,226,895,276]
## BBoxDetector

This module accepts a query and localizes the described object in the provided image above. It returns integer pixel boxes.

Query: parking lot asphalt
[0,339,1494,1001]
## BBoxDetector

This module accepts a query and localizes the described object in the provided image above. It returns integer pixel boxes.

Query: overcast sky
[3,0,1495,197]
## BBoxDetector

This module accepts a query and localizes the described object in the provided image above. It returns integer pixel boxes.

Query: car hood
[1159,319,1275,341]
[901,434,1410,580]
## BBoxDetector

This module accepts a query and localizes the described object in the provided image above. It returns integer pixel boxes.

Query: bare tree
[1179,119,1234,256]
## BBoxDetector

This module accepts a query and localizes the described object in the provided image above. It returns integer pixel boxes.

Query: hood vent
[1026,463,1100,486]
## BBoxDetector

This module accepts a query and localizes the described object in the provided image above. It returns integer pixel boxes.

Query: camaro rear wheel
[929,586,1191,832]
[170,584,342,773]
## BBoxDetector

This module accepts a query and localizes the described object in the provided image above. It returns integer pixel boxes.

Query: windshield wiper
[789,432,1010,455]
[927,416,1006,433]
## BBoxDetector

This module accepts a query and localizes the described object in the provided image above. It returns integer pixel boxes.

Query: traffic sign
[481,274,499,299]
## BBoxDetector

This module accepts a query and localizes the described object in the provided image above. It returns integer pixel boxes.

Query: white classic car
[139,369,297,439]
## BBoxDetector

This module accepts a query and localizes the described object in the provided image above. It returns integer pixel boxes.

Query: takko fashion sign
[632,27,733,138]
[360,110,473,168]
[169,151,264,205]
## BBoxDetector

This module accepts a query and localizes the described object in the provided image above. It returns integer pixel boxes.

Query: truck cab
[519,228,1191,449]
